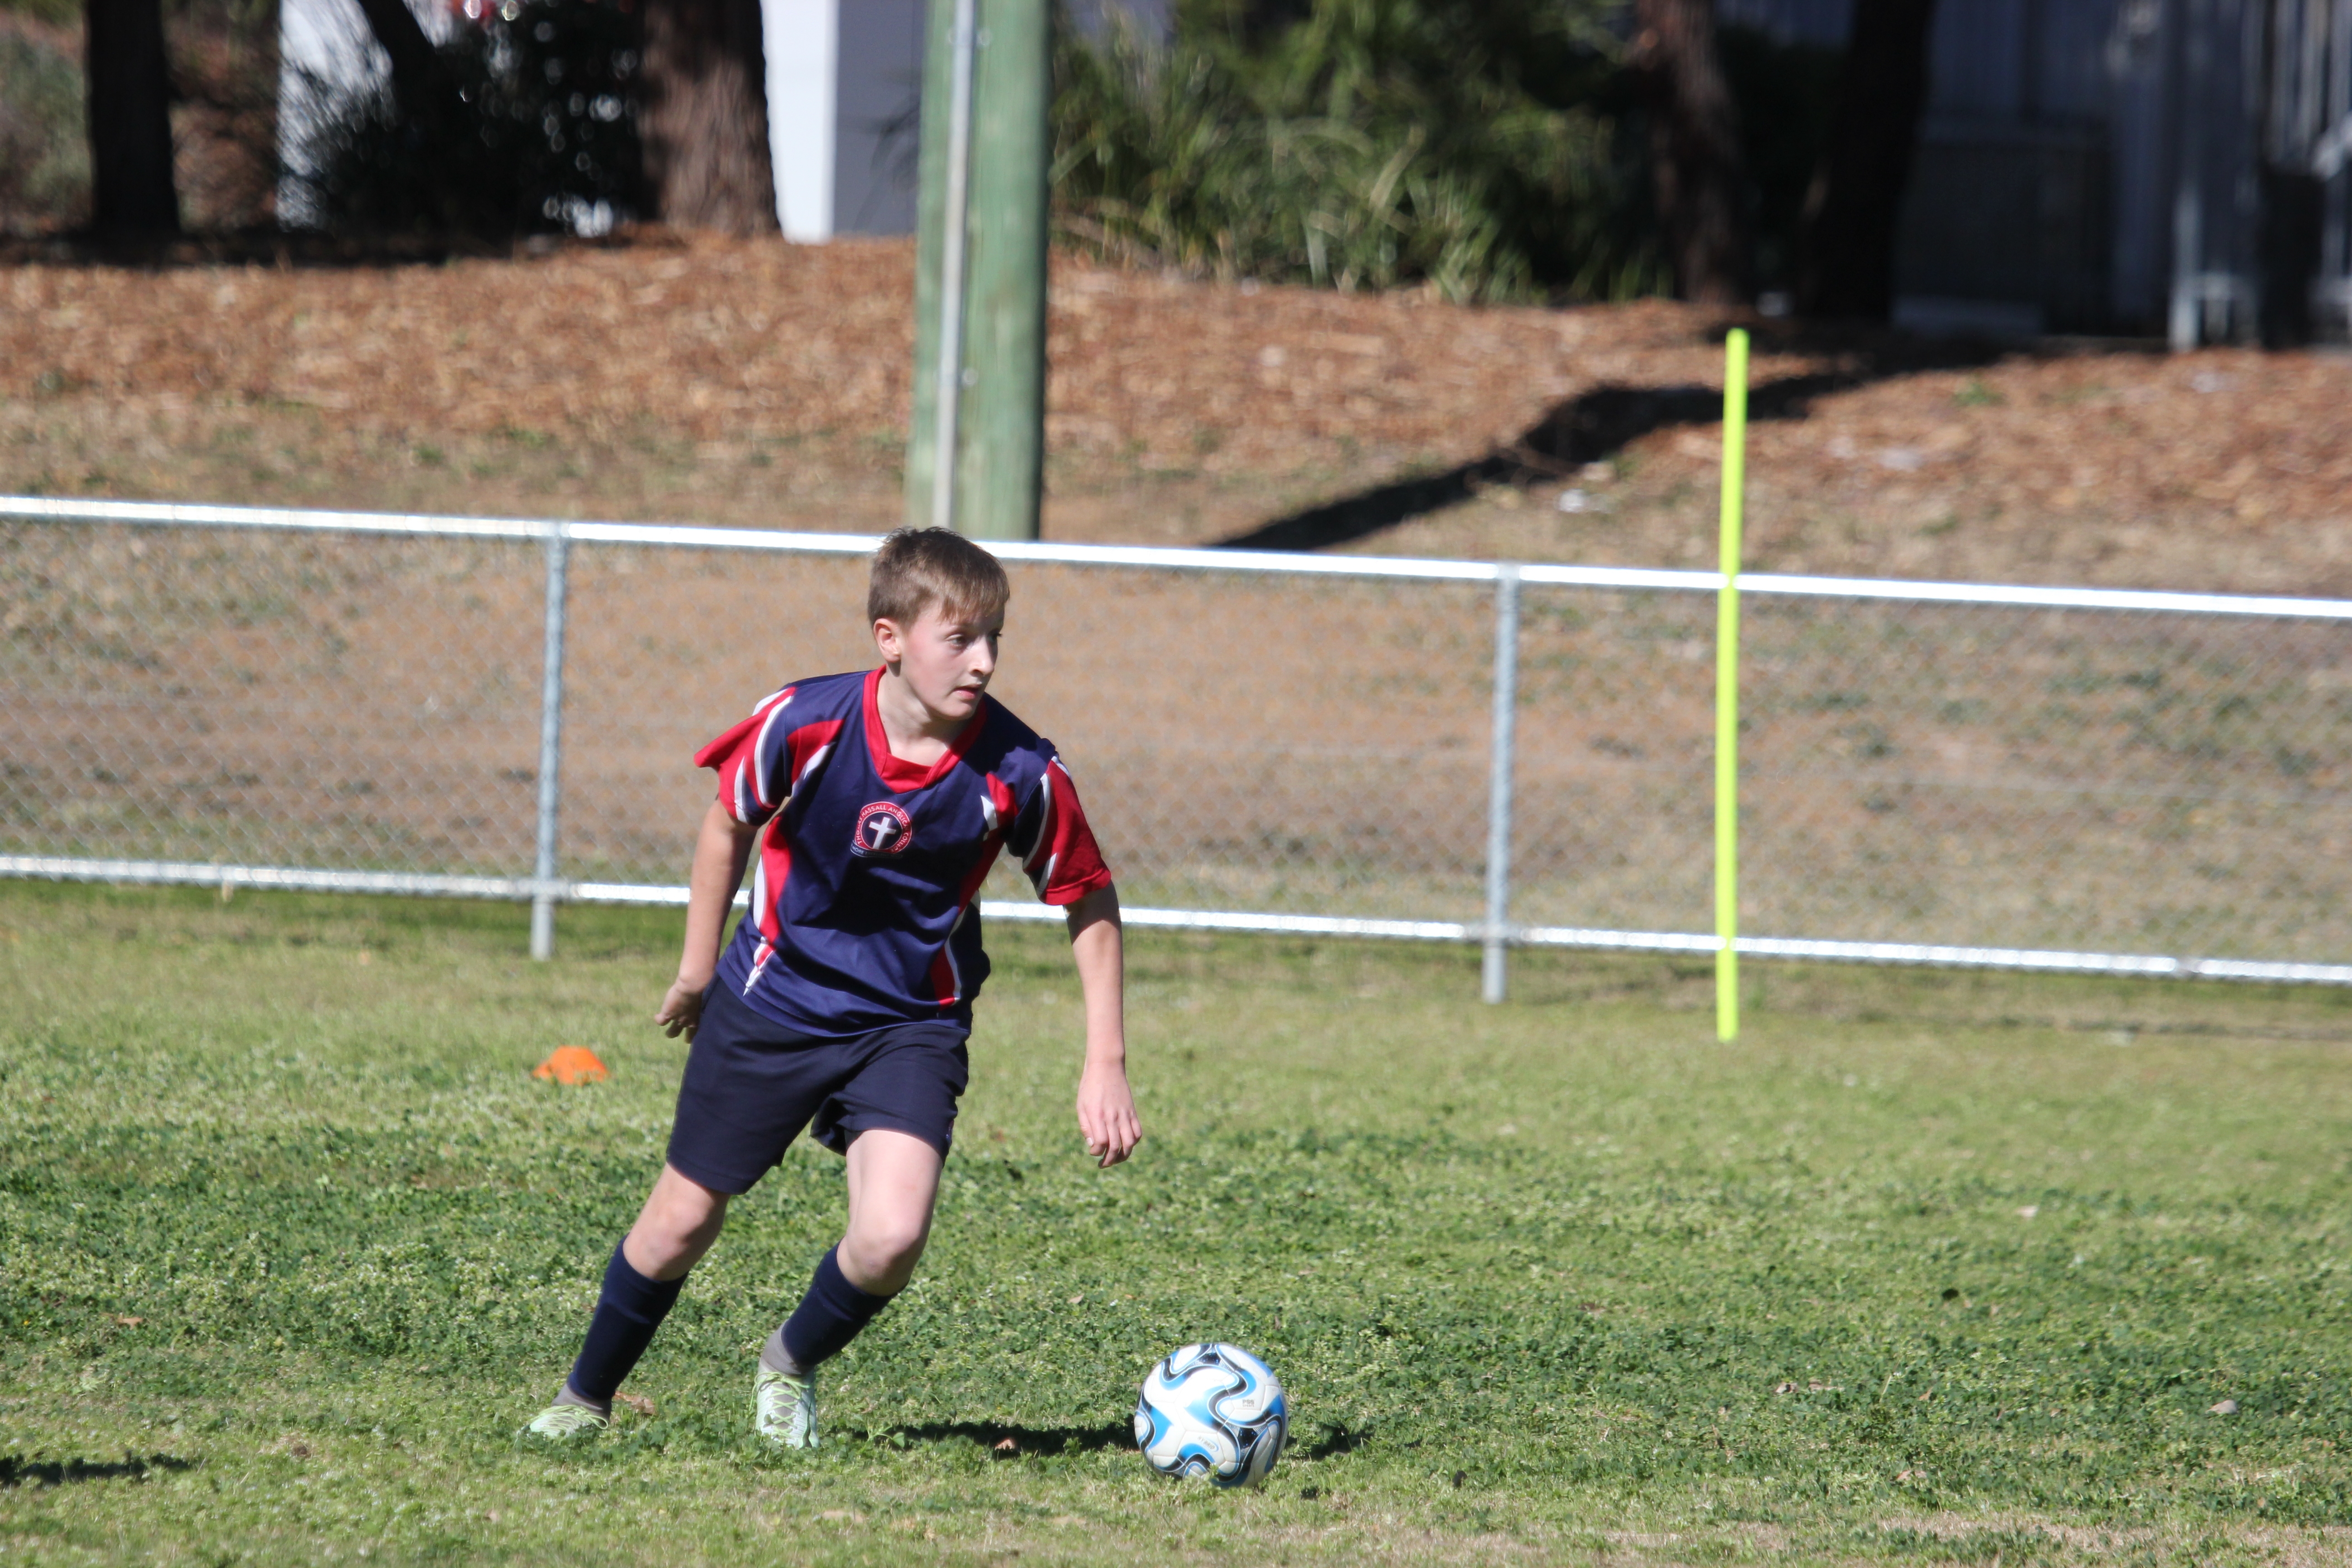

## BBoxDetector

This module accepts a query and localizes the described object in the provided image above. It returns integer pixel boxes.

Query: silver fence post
[529,524,571,960]
[1482,564,1522,1003]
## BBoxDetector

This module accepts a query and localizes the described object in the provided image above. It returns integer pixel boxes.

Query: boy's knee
[628,1217,722,1282]
[628,1176,728,1276]
[843,1216,929,1287]
[673,1205,727,1251]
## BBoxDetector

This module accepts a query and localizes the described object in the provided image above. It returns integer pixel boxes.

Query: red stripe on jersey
[984,773,1017,837]
[693,686,790,771]
[786,719,845,791]
[695,686,792,821]
[1029,759,1112,906]
[746,815,794,991]
[695,687,843,827]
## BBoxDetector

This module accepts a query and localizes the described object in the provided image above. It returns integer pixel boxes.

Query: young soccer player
[524,527,1141,1447]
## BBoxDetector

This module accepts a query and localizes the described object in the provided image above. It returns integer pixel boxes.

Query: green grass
[4,882,2352,1563]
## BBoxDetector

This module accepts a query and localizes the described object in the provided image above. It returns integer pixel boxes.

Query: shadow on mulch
[1216,332,2026,554]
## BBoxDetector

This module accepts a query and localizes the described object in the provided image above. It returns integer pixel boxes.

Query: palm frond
[1051,0,1666,302]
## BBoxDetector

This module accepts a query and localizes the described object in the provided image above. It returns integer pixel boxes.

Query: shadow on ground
[0,1453,196,1488]
[862,1420,1136,1457]
[0,226,657,272]
[1217,332,2019,553]
[854,1414,1373,1462]
[1293,1421,1374,1460]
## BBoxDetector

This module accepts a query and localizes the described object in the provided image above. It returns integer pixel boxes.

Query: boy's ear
[872,616,904,664]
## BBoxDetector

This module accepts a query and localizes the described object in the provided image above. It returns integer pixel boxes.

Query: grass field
[4,882,2352,1564]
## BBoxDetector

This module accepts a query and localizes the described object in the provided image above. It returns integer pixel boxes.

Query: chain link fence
[5,500,2349,989]
[1740,595,2352,965]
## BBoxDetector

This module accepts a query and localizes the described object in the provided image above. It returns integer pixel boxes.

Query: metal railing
[5,495,2350,992]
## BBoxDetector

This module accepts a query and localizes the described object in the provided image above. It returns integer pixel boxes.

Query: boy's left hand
[655,975,706,1041]
[1077,1059,1142,1168]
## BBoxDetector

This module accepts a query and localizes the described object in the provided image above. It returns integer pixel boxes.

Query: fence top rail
[8,495,2351,621]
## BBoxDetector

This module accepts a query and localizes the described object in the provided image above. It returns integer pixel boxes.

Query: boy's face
[873,602,1002,725]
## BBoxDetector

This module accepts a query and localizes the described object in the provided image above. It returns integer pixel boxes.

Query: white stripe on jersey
[750,691,793,809]
[1022,768,1055,875]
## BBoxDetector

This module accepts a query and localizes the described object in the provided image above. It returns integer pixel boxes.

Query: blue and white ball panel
[1133,1343,1288,1486]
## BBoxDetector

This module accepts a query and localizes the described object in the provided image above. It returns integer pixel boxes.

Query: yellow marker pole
[1715,329,1749,1043]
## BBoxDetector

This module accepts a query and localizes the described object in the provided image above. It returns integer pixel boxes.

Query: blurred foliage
[0,0,78,27]
[287,0,642,239]
[1051,0,1666,304]
[2,0,1846,273]
[0,25,88,235]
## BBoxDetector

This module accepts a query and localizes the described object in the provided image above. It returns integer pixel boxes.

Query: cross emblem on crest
[852,800,914,857]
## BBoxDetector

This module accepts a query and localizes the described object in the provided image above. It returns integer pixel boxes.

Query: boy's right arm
[655,800,762,1040]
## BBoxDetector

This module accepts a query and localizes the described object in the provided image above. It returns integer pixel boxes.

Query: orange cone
[533,1046,610,1085]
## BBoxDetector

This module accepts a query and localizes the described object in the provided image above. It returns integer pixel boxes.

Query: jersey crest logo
[851,801,915,857]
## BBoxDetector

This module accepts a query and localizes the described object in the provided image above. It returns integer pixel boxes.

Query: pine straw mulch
[3,230,2350,594]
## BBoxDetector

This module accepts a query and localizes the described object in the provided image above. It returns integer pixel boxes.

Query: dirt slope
[4,232,2350,593]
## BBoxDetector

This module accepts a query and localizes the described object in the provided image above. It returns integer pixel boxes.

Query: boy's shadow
[861,1418,1372,1460]
[0,1453,196,1487]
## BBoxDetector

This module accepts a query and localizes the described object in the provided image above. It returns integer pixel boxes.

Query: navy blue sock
[779,1246,893,1371]
[566,1244,687,1403]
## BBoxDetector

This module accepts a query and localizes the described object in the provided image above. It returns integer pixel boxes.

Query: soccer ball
[1132,1343,1289,1486]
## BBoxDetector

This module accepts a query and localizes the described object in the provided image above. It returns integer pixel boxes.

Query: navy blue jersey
[695,668,1112,1037]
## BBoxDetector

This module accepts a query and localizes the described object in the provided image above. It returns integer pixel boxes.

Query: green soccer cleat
[521,1399,610,1442]
[755,1363,818,1449]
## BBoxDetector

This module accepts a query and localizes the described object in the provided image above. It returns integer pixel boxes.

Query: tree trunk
[86,0,181,236]
[1795,0,1940,320]
[344,0,449,128]
[638,0,778,233]
[1630,0,1749,306]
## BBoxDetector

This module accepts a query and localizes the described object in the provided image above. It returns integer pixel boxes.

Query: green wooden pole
[1715,328,1749,1043]
[906,0,1050,541]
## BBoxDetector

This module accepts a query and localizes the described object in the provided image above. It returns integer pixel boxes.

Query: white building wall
[763,0,839,240]
[829,0,924,236]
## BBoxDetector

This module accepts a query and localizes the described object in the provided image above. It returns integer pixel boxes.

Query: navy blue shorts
[665,983,970,1196]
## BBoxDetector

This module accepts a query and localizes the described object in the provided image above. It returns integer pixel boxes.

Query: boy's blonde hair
[867,527,1011,629]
